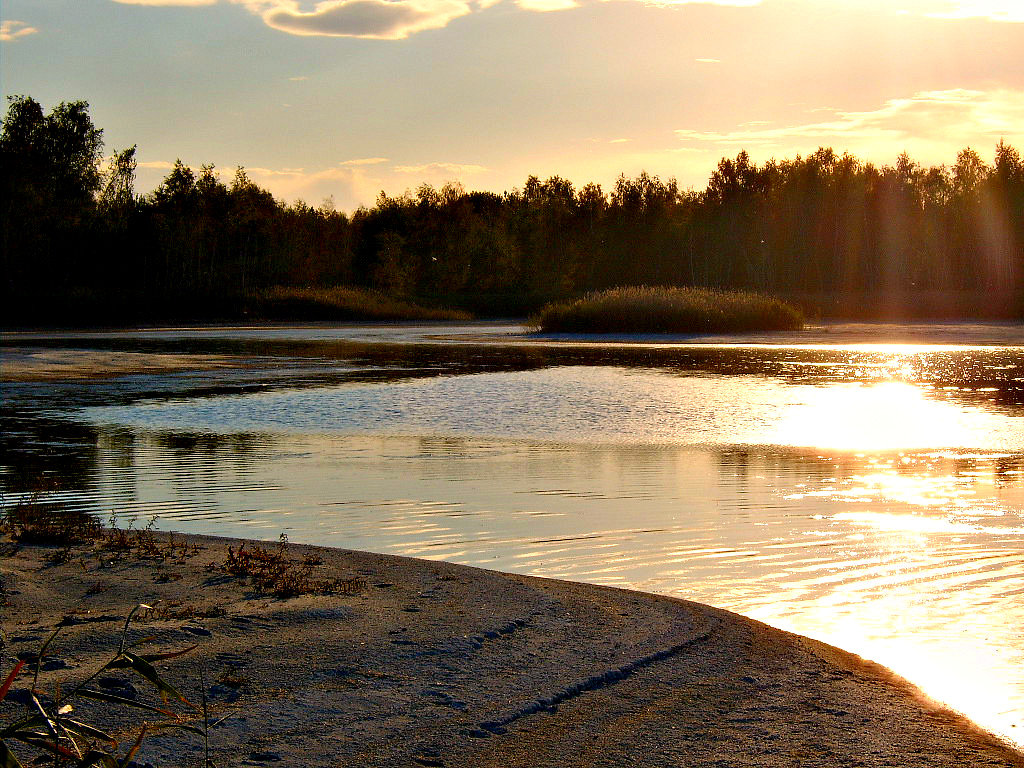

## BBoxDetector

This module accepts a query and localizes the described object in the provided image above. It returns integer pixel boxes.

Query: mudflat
[0,347,248,382]
[2,532,1022,767]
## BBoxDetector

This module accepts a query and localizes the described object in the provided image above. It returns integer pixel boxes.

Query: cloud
[516,0,580,11]
[288,75,308,80]
[630,0,760,6]
[675,89,1024,154]
[925,0,1024,23]
[132,157,496,209]
[111,0,767,38]
[255,0,472,39]
[339,156,390,165]
[107,0,1024,44]
[695,57,720,63]
[0,20,39,41]
[111,0,217,5]
[393,161,488,174]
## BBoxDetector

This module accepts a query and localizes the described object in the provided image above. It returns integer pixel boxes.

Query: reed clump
[532,286,804,334]
[252,286,471,322]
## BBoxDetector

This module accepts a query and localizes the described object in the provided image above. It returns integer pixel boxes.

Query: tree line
[2,94,1022,321]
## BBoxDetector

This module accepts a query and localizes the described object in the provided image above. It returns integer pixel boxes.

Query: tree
[0,95,104,288]
[98,145,137,225]
[152,159,196,209]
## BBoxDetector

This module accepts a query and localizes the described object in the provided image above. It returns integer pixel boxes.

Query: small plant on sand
[103,516,199,561]
[0,480,101,546]
[223,534,365,599]
[0,605,207,767]
[531,285,804,334]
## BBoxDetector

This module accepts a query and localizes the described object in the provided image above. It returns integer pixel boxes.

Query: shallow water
[2,322,1023,744]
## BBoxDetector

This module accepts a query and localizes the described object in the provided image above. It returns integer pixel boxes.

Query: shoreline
[3,318,1024,384]
[2,532,1022,767]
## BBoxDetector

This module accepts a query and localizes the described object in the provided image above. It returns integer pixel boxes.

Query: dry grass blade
[2,608,203,767]
[76,689,174,717]
[0,741,25,768]
[0,663,25,704]
[115,653,196,709]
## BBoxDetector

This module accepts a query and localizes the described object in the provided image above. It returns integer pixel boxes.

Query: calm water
[1,322,1023,744]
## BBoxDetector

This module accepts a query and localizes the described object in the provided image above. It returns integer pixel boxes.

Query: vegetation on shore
[0,286,469,327]
[0,485,370,765]
[2,95,1023,325]
[1,605,206,768]
[249,286,470,322]
[532,286,804,334]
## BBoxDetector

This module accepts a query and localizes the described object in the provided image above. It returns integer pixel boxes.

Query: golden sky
[2,0,1022,208]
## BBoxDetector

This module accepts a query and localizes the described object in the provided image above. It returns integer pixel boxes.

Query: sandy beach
[2,532,1022,767]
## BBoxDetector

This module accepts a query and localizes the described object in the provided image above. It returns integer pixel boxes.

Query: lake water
[1,322,1022,745]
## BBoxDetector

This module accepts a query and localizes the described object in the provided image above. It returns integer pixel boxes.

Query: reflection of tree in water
[155,430,268,456]
[0,411,98,493]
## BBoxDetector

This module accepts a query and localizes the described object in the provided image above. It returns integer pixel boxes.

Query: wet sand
[0,347,249,382]
[2,533,1022,767]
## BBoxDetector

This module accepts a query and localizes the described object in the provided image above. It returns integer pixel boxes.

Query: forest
[2,94,1022,324]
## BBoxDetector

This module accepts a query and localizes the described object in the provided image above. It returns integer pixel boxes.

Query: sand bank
[2,533,1022,767]
[0,347,249,382]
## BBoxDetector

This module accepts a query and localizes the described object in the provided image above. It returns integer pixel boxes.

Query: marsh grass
[252,286,471,322]
[531,285,804,334]
[223,535,365,599]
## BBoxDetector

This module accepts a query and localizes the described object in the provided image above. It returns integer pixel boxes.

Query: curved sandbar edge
[2,532,1021,767]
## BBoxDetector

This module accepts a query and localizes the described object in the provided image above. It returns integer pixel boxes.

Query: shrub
[531,285,804,334]
[223,535,365,599]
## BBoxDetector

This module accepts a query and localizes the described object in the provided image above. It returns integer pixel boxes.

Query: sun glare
[769,381,980,452]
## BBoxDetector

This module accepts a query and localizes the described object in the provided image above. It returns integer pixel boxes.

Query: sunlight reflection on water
[82,368,1024,452]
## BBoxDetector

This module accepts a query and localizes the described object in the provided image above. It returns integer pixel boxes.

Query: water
[1,322,1022,744]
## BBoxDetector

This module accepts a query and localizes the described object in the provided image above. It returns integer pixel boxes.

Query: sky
[2,0,1023,210]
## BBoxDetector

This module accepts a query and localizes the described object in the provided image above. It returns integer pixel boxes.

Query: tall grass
[531,286,804,334]
[251,286,472,322]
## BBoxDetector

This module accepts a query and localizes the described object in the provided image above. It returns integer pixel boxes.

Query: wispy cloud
[112,0,217,5]
[339,157,390,165]
[108,0,1024,41]
[675,89,1024,151]
[695,57,720,63]
[132,157,495,208]
[0,20,39,41]
[650,0,759,5]
[111,0,766,38]
[393,161,488,174]
[516,0,580,11]
[251,0,473,39]
[925,0,1024,23]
